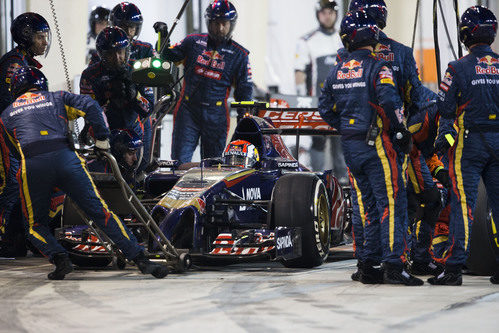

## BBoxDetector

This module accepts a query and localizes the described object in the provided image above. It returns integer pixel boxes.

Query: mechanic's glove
[153,21,168,35]
[393,128,413,154]
[434,167,451,188]
[153,21,170,51]
[434,133,453,155]
[94,139,111,160]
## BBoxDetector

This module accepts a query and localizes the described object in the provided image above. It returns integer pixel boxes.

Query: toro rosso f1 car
[148,104,346,267]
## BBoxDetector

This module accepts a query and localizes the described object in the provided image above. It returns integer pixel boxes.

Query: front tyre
[272,173,330,268]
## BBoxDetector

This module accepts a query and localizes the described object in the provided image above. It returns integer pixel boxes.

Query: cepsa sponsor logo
[476,55,499,75]
[259,110,333,130]
[337,60,363,80]
[195,65,221,80]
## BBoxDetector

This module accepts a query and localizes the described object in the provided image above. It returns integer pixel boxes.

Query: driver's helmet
[223,140,259,168]
[110,129,143,173]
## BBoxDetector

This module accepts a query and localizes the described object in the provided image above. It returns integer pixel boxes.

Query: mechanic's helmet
[110,129,144,173]
[89,6,110,39]
[110,2,143,40]
[340,10,380,52]
[205,0,238,44]
[96,26,130,72]
[9,66,48,99]
[11,12,51,57]
[223,140,259,168]
[459,6,497,49]
[349,0,388,30]
[316,1,339,21]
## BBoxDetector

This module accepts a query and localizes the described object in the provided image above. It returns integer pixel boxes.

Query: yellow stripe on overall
[453,112,471,251]
[375,116,396,251]
[17,144,47,243]
[351,175,367,228]
[75,152,130,240]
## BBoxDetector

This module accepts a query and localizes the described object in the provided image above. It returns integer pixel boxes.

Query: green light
[152,59,162,68]
[133,61,141,69]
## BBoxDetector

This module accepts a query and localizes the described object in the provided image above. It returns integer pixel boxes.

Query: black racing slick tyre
[272,173,330,268]
[466,179,499,275]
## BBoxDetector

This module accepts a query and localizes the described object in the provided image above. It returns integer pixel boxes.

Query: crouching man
[0,66,167,280]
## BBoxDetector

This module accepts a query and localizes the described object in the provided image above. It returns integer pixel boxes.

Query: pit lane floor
[1,249,497,333]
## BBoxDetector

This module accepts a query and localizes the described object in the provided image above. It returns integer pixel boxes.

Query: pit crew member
[429,6,499,286]
[0,13,51,256]
[159,0,253,164]
[319,11,422,285]
[0,66,168,280]
[80,26,151,140]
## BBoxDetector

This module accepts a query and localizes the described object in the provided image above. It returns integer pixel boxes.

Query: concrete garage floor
[1,250,498,333]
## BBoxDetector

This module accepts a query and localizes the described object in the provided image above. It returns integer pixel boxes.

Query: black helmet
[9,66,48,99]
[110,129,143,173]
[340,10,380,52]
[110,2,143,40]
[11,12,51,57]
[96,26,130,72]
[89,6,110,38]
[205,0,238,44]
[459,6,497,49]
[349,0,388,30]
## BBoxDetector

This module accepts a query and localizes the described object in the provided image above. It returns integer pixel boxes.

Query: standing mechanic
[110,2,156,172]
[319,11,422,286]
[429,6,499,286]
[0,66,167,280]
[295,0,347,180]
[344,0,445,277]
[0,13,51,256]
[80,26,152,141]
[158,0,253,164]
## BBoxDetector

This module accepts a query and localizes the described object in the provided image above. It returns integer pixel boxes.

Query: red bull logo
[476,55,499,75]
[376,44,391,52]
[341,59,363,70]
[338,60,363,80]
[197,50,225,69]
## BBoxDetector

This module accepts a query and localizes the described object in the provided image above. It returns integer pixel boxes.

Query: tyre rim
[317,194,329,246]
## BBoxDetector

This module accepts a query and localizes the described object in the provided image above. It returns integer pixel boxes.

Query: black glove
[153,21,168,35]
[94,139,110,160]
[393,128,413,154]
[434,168,451,188]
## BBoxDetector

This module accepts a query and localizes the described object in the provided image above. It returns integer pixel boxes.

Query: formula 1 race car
[147,106,347,268]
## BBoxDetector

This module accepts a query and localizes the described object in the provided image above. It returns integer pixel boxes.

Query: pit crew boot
[409,260,444,276]
[383,263,424,286]
[351,261,363,282]
[48,252,74,280]
[489,266,499,285]
[360,261,384,284]
[133,251,168,279]
[427,265,462,286]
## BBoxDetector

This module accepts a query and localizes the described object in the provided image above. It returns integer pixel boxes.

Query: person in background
[86,6,110,65]
[295,0,347,181]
